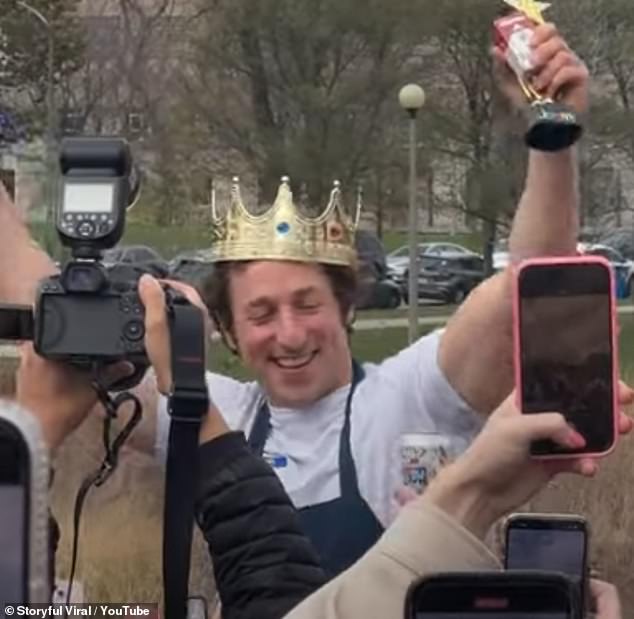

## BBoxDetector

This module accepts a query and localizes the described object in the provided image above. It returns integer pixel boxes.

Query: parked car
[597,228,634,261]
[102,244,169,280]
[103,244,163,266]
[355,231,402,310]
[401,253,486,305]
[492,238,509,272]
[387,242,479,283]
[583,243,634,298]
[386,243,430,282]
[168,248,216,291]
[167,232,401,311]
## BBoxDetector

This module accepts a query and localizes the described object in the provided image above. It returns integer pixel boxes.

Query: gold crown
[210,176,362,267]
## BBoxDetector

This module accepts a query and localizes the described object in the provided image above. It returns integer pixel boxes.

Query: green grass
[28,219,484,260]
[28,221,214,260]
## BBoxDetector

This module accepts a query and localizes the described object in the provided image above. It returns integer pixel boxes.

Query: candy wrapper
[494,12,537,80]
[492,1,583,152]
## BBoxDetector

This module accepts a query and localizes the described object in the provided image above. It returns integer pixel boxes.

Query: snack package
[494,12,537,78]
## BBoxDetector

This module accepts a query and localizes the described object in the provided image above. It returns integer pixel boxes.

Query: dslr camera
[1,137,151,388]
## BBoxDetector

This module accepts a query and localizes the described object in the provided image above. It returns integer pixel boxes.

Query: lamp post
[17,1,56,229]
[398,83,426,344]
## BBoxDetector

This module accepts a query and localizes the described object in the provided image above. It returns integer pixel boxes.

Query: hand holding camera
[14,273,214,451]
[15,344,132,451]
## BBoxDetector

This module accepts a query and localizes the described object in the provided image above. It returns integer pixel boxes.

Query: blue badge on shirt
[263,452,288,468]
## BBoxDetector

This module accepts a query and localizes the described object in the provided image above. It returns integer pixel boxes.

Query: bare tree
[0,0,84,136]
[171,0,429,208]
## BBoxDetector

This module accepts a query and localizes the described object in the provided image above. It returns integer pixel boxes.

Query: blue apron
[247,360,384,578]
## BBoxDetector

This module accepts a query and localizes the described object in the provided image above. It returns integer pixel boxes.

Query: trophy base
[525,101,583,152]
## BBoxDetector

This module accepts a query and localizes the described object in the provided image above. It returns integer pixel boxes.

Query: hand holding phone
[513,256,618,457]
[505,514,588,578]
[405,571,579,619]
[504,513,588,617]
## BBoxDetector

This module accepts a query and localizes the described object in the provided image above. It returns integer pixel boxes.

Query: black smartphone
[405,571,579,619]
[0,403,50,603]
[0,304,34,341]
[504,514,588,615]
[514,257,617,457]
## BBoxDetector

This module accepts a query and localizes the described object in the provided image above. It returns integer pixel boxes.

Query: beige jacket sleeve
[284,499,501,619]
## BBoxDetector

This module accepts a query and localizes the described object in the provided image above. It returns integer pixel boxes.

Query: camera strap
[163,300,209,619]
[66,387,143,604]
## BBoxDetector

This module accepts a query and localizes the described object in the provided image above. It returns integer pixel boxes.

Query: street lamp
[398,83,426,344]
[17,1,56,229]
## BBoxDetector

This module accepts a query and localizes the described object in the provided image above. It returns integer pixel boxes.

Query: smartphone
[513,256,618,457]
[0,402,50,603]
[504,514,588,614]
[0,304,34,341]
[404,571,579,619]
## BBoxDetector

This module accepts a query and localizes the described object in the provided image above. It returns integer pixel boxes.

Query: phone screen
[518,262,614,455]
[506,526,586,591]
[0,430,29,604]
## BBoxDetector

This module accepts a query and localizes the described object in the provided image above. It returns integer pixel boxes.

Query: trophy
[494,0,583,151]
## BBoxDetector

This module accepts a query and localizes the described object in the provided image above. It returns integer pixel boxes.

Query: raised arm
[438,23,586,415]
[0,182,58,303]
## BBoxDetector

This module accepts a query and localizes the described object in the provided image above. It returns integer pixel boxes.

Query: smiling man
[0,24,589,580]
[155,23,588,578]
[149,22,587,575]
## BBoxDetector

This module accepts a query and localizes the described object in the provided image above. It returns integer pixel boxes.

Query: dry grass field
[530,432,634,611]
[48,416,218,609]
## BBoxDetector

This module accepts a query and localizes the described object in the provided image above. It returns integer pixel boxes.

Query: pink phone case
[512,255,620,460]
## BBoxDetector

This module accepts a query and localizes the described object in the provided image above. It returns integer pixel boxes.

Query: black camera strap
[66,387,143,605]
[163,300,208,619]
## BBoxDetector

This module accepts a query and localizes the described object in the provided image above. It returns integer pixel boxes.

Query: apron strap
[338,360,365,499]
[246,393,271,455]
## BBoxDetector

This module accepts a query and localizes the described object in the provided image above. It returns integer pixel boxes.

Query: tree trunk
[376,174,384,240]
[483,218,496,277]
[616,171,623,228]
[426,167,434,228]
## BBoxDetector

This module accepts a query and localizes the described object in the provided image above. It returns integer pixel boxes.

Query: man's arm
[438,24,585,415]
[0,182,57,303]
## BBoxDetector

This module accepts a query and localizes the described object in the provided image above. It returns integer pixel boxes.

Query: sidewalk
[353,303,634,331]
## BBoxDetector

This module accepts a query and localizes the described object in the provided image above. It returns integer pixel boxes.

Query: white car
[583,243,634,298]
[492,239,509,272]
[493,240,592,273]
[387,242,477,282]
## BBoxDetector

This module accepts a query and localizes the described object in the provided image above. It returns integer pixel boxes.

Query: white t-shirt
[155,329,482,527]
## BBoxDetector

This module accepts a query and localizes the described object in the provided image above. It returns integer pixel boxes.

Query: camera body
[34,272,146,365]
[32,137,149,385]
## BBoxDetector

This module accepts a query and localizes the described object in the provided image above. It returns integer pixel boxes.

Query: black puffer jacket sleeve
[195,431,327,619]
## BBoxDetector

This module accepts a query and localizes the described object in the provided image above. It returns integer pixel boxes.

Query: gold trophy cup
[495,0,583,151]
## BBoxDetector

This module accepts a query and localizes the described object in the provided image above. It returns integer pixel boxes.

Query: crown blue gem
[277,222,290,235]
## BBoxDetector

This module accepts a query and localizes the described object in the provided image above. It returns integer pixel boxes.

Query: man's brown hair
[202,261,359,352]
